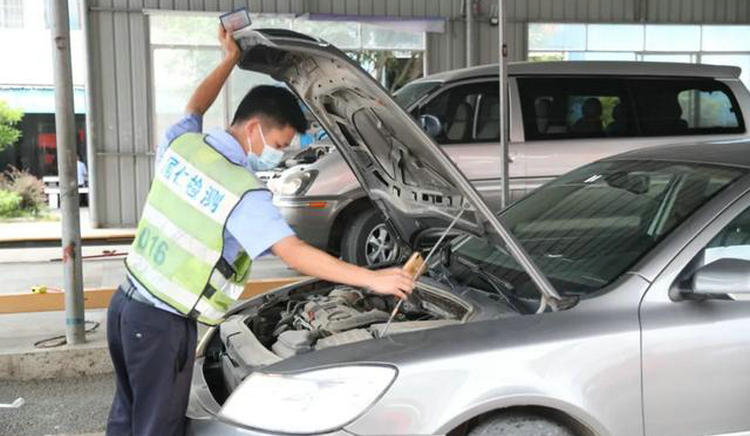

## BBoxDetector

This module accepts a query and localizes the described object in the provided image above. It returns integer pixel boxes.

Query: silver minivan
[269,61,750,265]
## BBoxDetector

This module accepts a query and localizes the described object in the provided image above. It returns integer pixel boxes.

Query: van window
[393,80,441,109]
[416,81,499,144]
[630,79,743,135]
[518,77,633,140]
[518,77,745,141]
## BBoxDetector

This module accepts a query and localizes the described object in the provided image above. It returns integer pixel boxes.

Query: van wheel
[340,208,399,266]
[468,412,576,436]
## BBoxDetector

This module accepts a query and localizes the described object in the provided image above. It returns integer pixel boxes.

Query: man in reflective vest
[105,26,415,436]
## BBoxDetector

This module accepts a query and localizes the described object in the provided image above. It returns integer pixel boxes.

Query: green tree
[348,50,424,92]
[0,99,23,152]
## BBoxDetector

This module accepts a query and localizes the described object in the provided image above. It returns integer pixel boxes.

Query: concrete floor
[0,309,108,355]
[0,373,112,435]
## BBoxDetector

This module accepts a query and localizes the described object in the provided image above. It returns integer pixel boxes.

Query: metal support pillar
[51,0,86,344]
[466,0,474,67]
[498,0,509,208]
[80,0,99,228]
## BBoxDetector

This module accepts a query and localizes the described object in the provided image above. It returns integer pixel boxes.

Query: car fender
[433,393,607,436]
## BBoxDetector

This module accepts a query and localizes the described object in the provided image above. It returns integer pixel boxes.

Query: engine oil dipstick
[379,208,466,338]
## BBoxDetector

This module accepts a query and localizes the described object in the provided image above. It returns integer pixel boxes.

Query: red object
[37,129,85,150]
[38,133,56,149]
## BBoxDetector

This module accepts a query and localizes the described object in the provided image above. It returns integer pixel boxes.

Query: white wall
[0,0,86,86]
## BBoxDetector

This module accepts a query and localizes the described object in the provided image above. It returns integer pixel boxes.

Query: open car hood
[234,28,563,304]
[235,28,487,245]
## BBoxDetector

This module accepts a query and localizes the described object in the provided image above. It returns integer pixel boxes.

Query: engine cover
[316,329,373,349]
[298,288,390,333]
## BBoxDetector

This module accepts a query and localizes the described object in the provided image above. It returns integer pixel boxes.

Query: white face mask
[246,126,284,171]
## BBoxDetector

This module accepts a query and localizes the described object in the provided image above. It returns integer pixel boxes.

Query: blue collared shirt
[129,114,294,315]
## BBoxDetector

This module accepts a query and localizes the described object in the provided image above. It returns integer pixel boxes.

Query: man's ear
[243,118,258,137]
[244,118,264,155]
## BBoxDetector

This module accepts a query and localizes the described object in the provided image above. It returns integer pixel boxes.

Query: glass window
[702,26,750,52]
[642,54,694,63]
[152,48,224,141]
[679,204,750,284]
[528,51,565,62]
[392,80,441,109]
[702,207,750,265]
[678,88,741,129]
[475,88,500,141]
[645,25,700,52]
[362,24,425,50]
[292,19,360,49]
[517,77,631,140]
[416,81,498,144]
[451,160,743,298]
[528,22,750,90]
[528,23,586,51]
[0,0,23,28]
[568,51,636,61]
[252,14,293,29]
[630,78,744,136]
[587,24,643,51]
[150,14,217,46]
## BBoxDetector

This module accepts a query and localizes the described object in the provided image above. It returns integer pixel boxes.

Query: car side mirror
[686,258,750,300]
[419,114,442,138]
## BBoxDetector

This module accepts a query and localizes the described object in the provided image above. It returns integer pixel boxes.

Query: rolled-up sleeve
[225,190,295,259]
[155,113,203,163]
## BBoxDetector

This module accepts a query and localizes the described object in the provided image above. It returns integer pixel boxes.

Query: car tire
[340,208,399,266]
[468,412,576,436]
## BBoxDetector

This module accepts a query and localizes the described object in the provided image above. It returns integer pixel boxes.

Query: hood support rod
[379,207,466,338]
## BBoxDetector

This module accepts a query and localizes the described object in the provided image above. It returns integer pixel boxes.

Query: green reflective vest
[125,133,264,325]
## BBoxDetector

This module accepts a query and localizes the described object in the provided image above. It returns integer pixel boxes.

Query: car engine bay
[200,279,521,400]
[255,286,468,358]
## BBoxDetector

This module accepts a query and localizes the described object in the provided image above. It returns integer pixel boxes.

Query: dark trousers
[106,286,197,436]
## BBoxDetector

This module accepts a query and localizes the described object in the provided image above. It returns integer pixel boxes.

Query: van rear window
[518,77,745,141]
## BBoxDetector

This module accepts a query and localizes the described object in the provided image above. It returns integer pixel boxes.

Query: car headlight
[272,169,318,196]
[218,365,397,433]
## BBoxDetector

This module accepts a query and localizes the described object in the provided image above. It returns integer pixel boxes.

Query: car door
[413,79,524,212]
[639,188,750,436]
[516,76,749,193]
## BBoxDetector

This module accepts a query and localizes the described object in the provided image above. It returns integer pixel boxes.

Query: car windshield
[449,160,744,298]
[392,80,441,109]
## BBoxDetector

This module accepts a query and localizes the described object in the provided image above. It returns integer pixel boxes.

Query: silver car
[187,28,750,436]
[271,60,750,266]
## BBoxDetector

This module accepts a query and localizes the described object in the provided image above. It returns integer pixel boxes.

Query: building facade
[0,0,87,178]
[62,1,750,225]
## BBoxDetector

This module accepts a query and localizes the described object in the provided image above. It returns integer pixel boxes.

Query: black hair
[231,85,308,133]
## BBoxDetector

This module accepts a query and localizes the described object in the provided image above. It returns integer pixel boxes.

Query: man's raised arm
[185,25,240,116]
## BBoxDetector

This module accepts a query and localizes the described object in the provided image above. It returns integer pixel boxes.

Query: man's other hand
[219,25,240,63]
[365,268,415,300]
